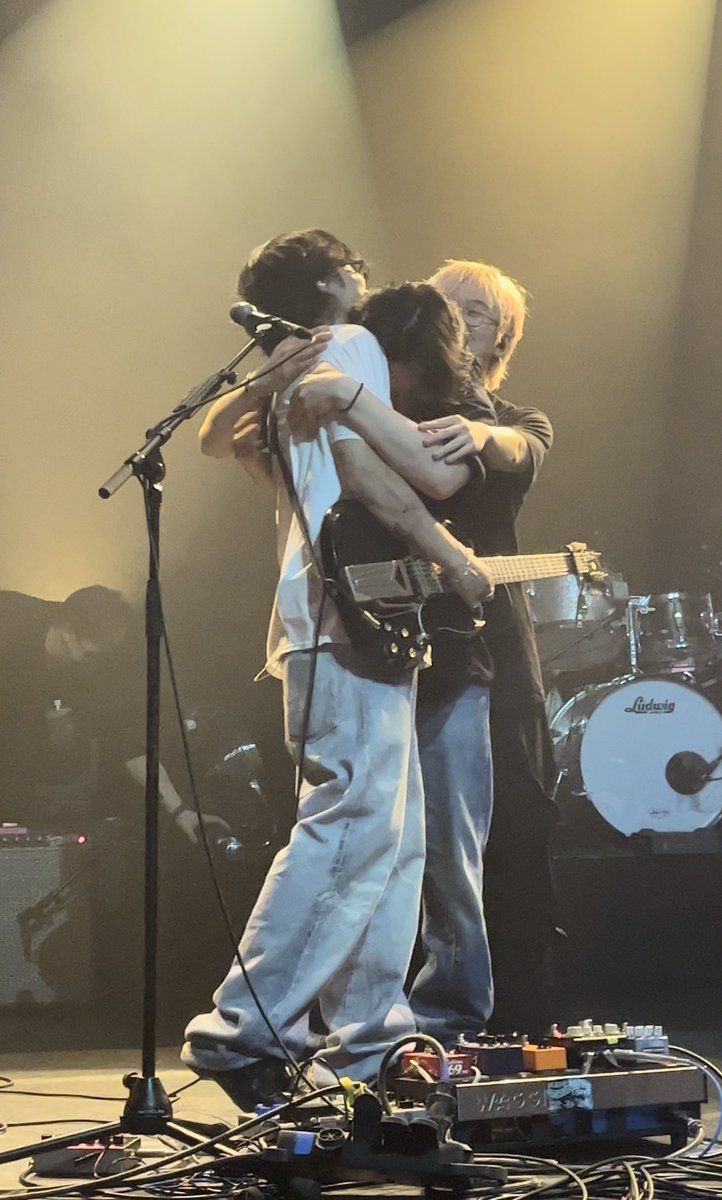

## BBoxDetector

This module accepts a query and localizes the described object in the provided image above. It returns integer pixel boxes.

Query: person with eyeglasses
[418,260,557,1036]
[182,230,494,1109]
[290,258,556,1038]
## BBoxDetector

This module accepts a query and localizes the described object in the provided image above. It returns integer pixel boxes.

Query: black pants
[484,703,558,1037]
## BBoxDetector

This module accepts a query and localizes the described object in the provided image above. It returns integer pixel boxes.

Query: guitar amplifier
[0,839,95,1007]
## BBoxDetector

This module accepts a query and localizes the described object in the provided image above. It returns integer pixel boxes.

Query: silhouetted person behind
[0,586,138,823]
[0,586,226,841]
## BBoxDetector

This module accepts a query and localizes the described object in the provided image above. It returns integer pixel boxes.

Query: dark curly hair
[61,586,135,649]
[238,228,367,328]
[351,282,473,416]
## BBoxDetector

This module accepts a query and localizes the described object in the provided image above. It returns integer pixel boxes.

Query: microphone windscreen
[229,301,255,328]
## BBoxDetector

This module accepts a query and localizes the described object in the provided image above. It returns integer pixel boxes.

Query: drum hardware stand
[573,576,595,625]
[0,337,265,1172]
[550,697,590,804]
[550,764,568,805]
[540,608,623,672]
[624,596,653,676]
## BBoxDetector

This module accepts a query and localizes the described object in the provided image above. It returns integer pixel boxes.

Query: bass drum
[550,676,722,836]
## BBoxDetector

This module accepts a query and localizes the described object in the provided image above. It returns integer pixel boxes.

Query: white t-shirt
[265,324,391,677]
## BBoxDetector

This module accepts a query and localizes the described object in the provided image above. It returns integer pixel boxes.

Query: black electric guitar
[320,499,605,672]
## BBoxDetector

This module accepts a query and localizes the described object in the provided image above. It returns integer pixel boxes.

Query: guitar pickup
[342,560,414,603]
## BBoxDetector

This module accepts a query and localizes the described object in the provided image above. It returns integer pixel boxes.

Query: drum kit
[529,575,722,843]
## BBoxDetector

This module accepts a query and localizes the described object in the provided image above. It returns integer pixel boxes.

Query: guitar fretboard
[480,552,574,586]
[413,551,584,592]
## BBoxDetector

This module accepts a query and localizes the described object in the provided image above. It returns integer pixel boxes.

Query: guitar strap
[266,395,427,676]
[265,394,337,811]
[266,397,330,588]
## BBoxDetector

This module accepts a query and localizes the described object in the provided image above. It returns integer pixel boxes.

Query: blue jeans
[409,681,494,1043]
[182,649,425,1082]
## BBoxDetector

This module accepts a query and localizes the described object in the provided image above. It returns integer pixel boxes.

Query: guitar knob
[383,622,393,632]
[389,643,399,655]
[408,648,418,659]
[400,627,409,638]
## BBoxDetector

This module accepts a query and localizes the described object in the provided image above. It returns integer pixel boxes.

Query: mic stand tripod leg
[1,431,240,1173]
[0,1111,238,1169]
[0,345,266,1175]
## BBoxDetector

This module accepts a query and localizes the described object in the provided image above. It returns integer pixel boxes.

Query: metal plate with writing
[455,1066,707,1123]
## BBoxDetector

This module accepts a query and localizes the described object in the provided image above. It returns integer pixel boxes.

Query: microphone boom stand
[0,335,260,1169]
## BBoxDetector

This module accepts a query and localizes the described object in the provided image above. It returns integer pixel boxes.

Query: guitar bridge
[342,560,414,603]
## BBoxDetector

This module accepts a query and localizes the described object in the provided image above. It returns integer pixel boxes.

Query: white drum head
[580,677,722,835]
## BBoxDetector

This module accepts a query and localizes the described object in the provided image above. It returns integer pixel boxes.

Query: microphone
[229,301,312,343]
[665,750,722,795]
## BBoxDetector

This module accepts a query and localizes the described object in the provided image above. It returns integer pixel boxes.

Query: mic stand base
[0,1073,233,1169]
[122,1072,173,1131]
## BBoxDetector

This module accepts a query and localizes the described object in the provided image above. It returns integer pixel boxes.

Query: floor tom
[527,575,627,673]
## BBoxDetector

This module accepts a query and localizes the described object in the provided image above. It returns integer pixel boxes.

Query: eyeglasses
[463,308,499,330]
[339,259,369,282]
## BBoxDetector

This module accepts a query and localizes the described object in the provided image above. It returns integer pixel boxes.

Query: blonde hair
[427,259,529,391]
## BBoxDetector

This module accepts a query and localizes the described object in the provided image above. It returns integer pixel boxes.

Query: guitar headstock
[565,541,606,583]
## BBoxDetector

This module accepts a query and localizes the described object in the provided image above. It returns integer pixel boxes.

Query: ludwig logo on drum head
[624,695,676,714]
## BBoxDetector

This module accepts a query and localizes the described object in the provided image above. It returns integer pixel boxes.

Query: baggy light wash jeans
[410,681,494,1044]
[182,648,425,1081]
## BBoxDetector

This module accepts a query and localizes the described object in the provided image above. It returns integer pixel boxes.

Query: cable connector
[339,1076,371,1107]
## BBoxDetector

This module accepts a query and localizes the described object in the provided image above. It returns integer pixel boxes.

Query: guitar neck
[337,544,601,608]
[478,552,574,587]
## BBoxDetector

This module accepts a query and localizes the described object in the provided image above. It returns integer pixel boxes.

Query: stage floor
[0,1047,237,1191]
[1,1039,721,1194]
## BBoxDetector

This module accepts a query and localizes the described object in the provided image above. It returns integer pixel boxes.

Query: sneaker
[196,1056,292,1113]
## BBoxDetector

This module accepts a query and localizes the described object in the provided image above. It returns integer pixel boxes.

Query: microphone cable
[141,491,344,1116]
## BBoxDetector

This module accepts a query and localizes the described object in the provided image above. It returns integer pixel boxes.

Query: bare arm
[419,414,531,473]
[125,755,186,817]
[480,425,531,473]
[125,756,230,844]
[331,439,493,606]
[290,365,470,500]
[198,376,267,459]
[230,406,276,494]
[199,330,332,459]
[237,449,275,494]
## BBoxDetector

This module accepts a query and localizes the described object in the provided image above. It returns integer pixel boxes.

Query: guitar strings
[349,552,599,593]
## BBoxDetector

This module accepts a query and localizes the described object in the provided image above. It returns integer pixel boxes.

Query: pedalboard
[212,1023,708,1199]
[392,1020,707,1152]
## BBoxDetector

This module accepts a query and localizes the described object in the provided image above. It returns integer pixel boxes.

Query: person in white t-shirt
[181,229,493,1110]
